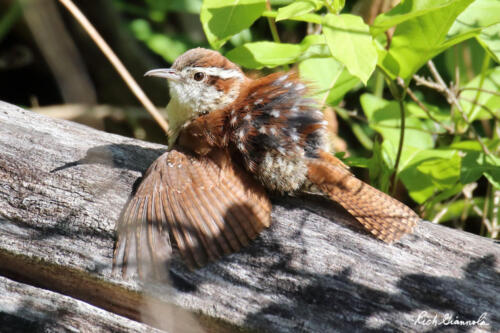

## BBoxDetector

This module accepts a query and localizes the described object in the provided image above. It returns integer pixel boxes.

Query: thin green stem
[398,80,454,134]
[335,107,374,150]
[467,54,491,119]
[391,97,406,195]
[389,78,407,196]
[481,183,491,237]
[264,0,288,71]
[262,10,323,24]
[374,70,385,98]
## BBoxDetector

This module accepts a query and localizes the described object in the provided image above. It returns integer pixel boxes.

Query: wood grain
[0,276,162,333]
[0,101,498,332]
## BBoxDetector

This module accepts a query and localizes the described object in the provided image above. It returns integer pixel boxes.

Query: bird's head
[145,48,248,145]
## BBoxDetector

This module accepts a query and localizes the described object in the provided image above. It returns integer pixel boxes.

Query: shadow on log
[0,101,498,332]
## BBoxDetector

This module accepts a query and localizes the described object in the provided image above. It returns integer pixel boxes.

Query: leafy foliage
[201,0,266,49]
[323,14,377,84]
[118,0,500,239]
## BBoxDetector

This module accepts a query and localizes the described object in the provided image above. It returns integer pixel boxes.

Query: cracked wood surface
[0,101,498,332]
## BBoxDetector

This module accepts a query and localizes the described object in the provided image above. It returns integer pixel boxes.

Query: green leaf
[297,35,331,60]
[229,28,253,47]
[361,94,434,150]
[129,19,189,63]
[145,0,170,21]
[166,0,203,14]
[399,149,460,203]
[449,139,500,189]
[335,107,374,150]
[446,0,500,64]
[226,41,302,68]
[299,57,343,102]
[361,94,434,177]
[406,102,450,122]
[201,0,266,49]
[448,0,500,37]
[443,39,487,84]
[270,0,295,5]
[276,0,322,21]
[427,195,485,223]
[129,19,153,41]
[331,0,346,14]
[461,151,500,188]
[226,34,327,69]
[424,182,464,220]
[345,156,370,168]
[299,34,325,49]
[298,57,359,105]
[368,139,393,192]
[416,152,461,189]
[478,23,500,63]
[147,34,190,63]
[450,138,500,152]
[377,0,474,79]
[459,66,500,121]
[371,0,462,36]
[327,70,359,105]
[323,14,377,84]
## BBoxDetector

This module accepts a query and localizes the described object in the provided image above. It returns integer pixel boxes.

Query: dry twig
[414,61,490,155]
[397,78,453,133]
[57,0,169,134]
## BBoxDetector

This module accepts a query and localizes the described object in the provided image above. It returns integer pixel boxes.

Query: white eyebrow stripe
[190,67,244,80]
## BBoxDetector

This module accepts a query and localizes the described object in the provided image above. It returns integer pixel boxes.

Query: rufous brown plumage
[113,48,419,277]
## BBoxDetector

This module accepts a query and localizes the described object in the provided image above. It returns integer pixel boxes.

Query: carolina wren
[113,48,419,276]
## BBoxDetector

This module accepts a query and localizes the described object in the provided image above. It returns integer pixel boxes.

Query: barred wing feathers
[113,148,271,277]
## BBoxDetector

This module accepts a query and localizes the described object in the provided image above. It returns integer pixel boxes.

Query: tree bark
[0,101,498,332]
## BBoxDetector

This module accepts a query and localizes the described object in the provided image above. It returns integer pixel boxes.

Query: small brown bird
[113,48,419,277]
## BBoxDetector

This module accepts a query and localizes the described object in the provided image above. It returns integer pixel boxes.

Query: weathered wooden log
[0,101,498,332]
[0,276,162,332]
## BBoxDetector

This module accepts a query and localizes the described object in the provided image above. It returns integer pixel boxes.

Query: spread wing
[113,148,271,277]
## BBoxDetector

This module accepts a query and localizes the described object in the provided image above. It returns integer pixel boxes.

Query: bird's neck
[166,97,196,148]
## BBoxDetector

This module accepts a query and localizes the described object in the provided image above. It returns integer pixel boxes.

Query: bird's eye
[193,72,205,81]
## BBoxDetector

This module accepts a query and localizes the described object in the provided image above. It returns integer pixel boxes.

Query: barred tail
[307,156,419,243]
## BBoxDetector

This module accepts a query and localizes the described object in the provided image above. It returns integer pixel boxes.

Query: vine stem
[492,189,499,238]
[262,10,322,24]
[391,80,407,196]
[57,0,169,135]
[466,54,491,121]
[398,80,453,134]
[372,74,407,196]
[265,0,288,71]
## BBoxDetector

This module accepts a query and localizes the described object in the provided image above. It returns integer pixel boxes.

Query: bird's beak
[144,68,180,81]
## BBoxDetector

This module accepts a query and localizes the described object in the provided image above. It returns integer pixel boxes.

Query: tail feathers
[307,158,419,243]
